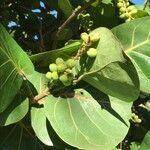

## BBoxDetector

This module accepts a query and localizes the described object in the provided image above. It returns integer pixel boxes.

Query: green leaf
[31,106,53,146]
[0,124,46,150]
[28,71,53,146]
[0,24,34,113]
[140,130,150,150]
[58,0,73,17]
[0,91,28,126]
[78,27,139,102]
[112,16,150,93]
[30,41,81,69]
[44,88,132,150]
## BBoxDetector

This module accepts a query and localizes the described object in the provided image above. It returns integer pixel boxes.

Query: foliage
[0,0,150,150]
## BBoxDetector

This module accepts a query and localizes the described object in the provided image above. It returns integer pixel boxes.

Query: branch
[52,0,97,49]
[32,88,50,104]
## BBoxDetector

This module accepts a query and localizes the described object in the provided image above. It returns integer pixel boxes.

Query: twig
[32,87,50,103]
[52,0,97,49]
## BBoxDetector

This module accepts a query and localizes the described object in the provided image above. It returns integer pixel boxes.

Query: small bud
[46,72,52,80]
[87,48,97,58]
[49,63,57,72]
[80,32,90,43]
[51,71,59,80]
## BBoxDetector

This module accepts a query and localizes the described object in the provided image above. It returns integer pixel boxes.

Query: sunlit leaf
[112,16,150,93]
[44,88,132,150]
[0,24,34,113]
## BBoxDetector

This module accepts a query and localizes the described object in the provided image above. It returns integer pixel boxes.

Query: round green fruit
[117,2,124,8]
[66,59,76,68]
[57,64,67,72]
[49,63,57,72]
[59,74,68,83]
[127,6,135,12]
[51,71,59,80]
[87,48,97,58]
[130,9,137,14]
[46,72,52,80]
[62,80,72,86]
[80,32,90,43]
[120,7,126,13]
[56,57,64,65]
[89,32,100,42]
[120,13,126,18]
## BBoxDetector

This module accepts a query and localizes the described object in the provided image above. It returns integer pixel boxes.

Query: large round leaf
[28,71,53,146]
[44,88,132,150]
[112,16,150,93]
[0,24,34,112]
[77,27,139,102]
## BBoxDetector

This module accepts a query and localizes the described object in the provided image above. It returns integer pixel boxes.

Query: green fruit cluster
[130,113,142,123]
[46,57,76,86]
[117,0,138,22]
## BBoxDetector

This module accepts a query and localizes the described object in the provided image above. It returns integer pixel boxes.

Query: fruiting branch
[52,0,97,49]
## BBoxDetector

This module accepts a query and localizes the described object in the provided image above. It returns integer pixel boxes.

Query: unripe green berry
[130,9,137,14]
[66,59,76,68]
[49,63,57,72]
[89,32,100,42]
[59,74,68,83]
[117,2,124,8]
[57,64,67,72]
[56,57,64,65]
[126,2,130,6]
[62,80,72,86]
[136,118,142,123]
[80,32,90,43]
[65,69,73,74]
[127,6,135,11]
[120,7,126,13]
[87,48,97,58]
[46,72,52,80]
[120,13,126,18]
[51,71,59,80]
[131,113,136,117]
